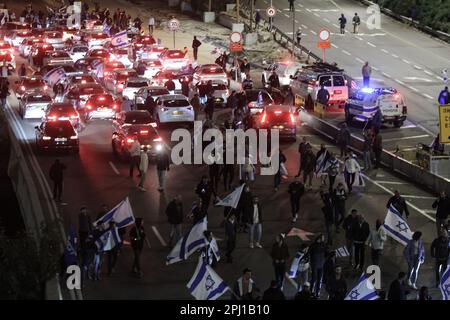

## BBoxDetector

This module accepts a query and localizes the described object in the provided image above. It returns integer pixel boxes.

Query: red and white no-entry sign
[318,29,330,41]
[267,6,276,17]
[230,32,243,43]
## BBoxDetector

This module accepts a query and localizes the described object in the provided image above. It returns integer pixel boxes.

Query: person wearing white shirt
[129,134,141,177]
[138,147,149,191]
[148,16,155,35]
[367,219,387,266]
[248,196,262,249]
[344,153,361,192]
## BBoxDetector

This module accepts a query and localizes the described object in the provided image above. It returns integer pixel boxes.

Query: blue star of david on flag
[396,221,408,233]
[205,275,215,291]
[349,290,360,300]
[384,204,413,246]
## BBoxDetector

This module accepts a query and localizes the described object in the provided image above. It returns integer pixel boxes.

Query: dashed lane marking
[391,53,399,58]
[284,13,290,18]
[381,49,389,54]
[109,161,120,175]
[383,134,429,142]
[367,41,376,47]
[402,195,436,200]
[313,13,320,17]
[356,57,364,63]
[331,43,338,48]
[342,49,351,56]
[424,70,433,76]
[402,59,411,64]
[408,86,419,92]
[375,181,407,185]
[310,30,317,35]
[372,66,379,71]
[395,79,405,85]
[301,24,308,29]
[414,65,422,70]
[323,18,330,23]
[152,226,167,247]
[422,93,434,99]
[355,36,363,41]
[382,72,392,78]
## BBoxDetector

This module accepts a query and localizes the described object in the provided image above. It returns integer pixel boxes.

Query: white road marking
[382,72,392,78]
[263,0,268,3]
[152,226,167,247]
[413,65,422,70]
[372,66,379,71]
[356,57,364,63]
[284,13,290,18]
[285,272,298,291]
[399,123,417,129]
[402,195,436,200]
[375,181,407,185]
[332,23,339,28]
[423,209,436,214]
[404,77,432,82]
[395,79,405,85]
[355,36,363,41]
[310,30,317,35]
[331,43,338,48]
[408,86,419,92]
[391,53,399,58]
[417,124,437,136]
[381,49,389,54]
[402,59,411,64]
[367,41,376,47]
[295,20,299,23]
[109,161,120,175]
[436,76,443,81]
[383,134,429,142]
[342,49,351,56]
[323,18,330,23]
[309,9,339,12]
[306,8,311,12]
[422,93,434,99]
[298,3,304,7]
[313,13,320,17]
[424,70,433,76]
[301,24,308,29]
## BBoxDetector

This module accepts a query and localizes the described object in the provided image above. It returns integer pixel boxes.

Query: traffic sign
[317,41,331,49]
[438,104,450,144]
[168,18,180,31]
[267,6,276,17]
[318,29,330,41]
[230,42,243,53]
[230,32,243,44]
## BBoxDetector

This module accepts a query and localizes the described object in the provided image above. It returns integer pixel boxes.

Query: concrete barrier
[300,111,450,196]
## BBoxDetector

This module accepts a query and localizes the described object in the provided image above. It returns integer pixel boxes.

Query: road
[3,0,447,300]
[257,0,449,151]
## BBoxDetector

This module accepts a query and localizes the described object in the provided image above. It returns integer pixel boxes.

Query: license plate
[172,111,183,115]
[273,125,284,129]
[55,138,67,142]
[334,90,342,94]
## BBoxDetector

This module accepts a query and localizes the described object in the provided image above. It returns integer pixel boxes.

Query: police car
[344,87,407,127]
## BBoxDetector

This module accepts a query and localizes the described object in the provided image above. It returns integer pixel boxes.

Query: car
[134,59,163,79]
[63,83,106,109]
[262,61,304,88]
[85,48,110,60]
[158,49,189,70]
[73,57,103,73]
[134,86,169,110]
[192,64,228,86]
[245,89,274,114]
[94,60,126,80]
[112,110,162,160]
[110,48,133,68]
[154,94,194,124]
[136,44,166,60]
[8,29,34,47]
[85,93,120,120]
[82,20,104,32]
[68,45,89,62]
[44,31,64,49]
[59,26,82,42]
[63,74,97,93]
[43,50,74,66]
[132,34,156,49]
[29,43,55,67]
[290,62,348,109]
[39,65,82,78]
[189,81,229,107]
[19,38,45,58]
[35,120,79,153]
[19,93,53,119]
[345,87,407,127]
[85,32,110,48]
[122,78,151,101]
[44,102,81,130]
[151,70,182,91]
[104,68,138,94]
[0,22,31,40]
[15,77,50,100]
[259,105,297,141]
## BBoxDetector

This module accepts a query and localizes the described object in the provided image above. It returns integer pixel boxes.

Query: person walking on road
[367,219,387,266]
[386,190,410,218]
[326,266,347,300]
[432,191,450,235]
[338,123,351,158]
[388,272,410,300]
[138,146,149,192]
[362,130,372,170]
[274,149,287,191]
[288,176,305,222]
[430,230,449,287]
[190,93,201,120]
[333,182,347,231]
[148,15,154,34]
[128,134,141,178]
[372,129,382,168]
[195,175,217,209]
[338,13,347,34]
[263,280,286,300]
[317,84,330,106]
[309,234,326,298]
[232,268,259,300]
[404,231,425,290]
[268,70,280,89]
[255,10,261,30]
[343,209,358,266]
[320,190,335,245]
[106,221,121,276]
[129,217,146,277]
[156,146,170,192]
[352,13,361,34]
[192,36,202,61]
[18,63,26,77]
[302,145,316,190]
[49,159,66,202]
[353,213,370,271]
[166,195,184,248]
[344,153,361,193]
[296,136,309,177]
[271,233,290,289]
[362,62,372,87]
[288,0,295,12]
[247,196,263,249]
[325,153,339,194]
[291,244,310,292]
[78,206,92,250]
[225,213,237,263]
[238,185,252,233]
[0,80,10,108]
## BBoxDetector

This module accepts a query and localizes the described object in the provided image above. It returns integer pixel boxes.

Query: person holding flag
[288,244,310,292]
[201,231,220,268]
[129,218,146,278]
[404,231,425,290]
[232,268,259,300]
[345,273,378,300]
[187,257,230,300]
[386,190,410,218]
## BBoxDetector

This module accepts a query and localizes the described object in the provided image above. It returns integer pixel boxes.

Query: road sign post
[438,104,450,144]
[229,32,243,53]
[267,6,276,31]
[317,29,331,63]
[168,18,180,49]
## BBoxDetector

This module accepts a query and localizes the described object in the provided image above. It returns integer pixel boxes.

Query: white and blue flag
[44,67,66,86]
[94,197,135,229]
[167,216,208,265]
[384,204,413,246]
[345,273,379,300]
[63,224,78,266]
[215,184,245,209]
[335,246,350,258]
[111,30,129,47]
[288,251,306,278]
[187,257,229,300]
[95,226,121,252]
[315,150,329,175]
[440,265,450,300]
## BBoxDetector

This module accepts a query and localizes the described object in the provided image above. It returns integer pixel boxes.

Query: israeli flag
[63,224,78,266]
[44,67,66,86]
[166,216,208,265]
[94,197,135,229]
[335,246,350,258]
[288,251,305,278]
[440,265,450,300]
[215,184,245,209]
[383,204,413,246]
[345,274,379,300]
[187,257,230,300]
[111,30,129,47]
[315,150,329,175]
[95,226,121,252]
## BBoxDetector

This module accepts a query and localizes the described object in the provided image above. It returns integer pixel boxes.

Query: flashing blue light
[360,87,375,93]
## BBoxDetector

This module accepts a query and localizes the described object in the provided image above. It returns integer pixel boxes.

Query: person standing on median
[49,159,66,203]
[192,36,202,61]
[138,146,149,192]
[129,217,146,278]
[156,146,170,192]
[288,0,295,12]
[362,62,372,87]
[432,191,450,236]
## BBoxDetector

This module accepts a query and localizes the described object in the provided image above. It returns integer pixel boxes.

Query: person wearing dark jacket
[191,198,207,225]
[164,78,175,92]
[129,217,146,277]
[225,213,237,263]
[326,266,347,300]
[353,214,370,271]
[372,129,382,168]
[333,182,347,231]
[386,190,410,218]
[49,159,66,202]
[309,234,327,297]
[288,177,305,222]
[268,71,280,89]
[388,272,409,300]
[342,209,358,266]
[238,185,252,232]
[271,234,290,288]
[195,175,216,209]
[205,92,215,120]
[294,282,314,300]
[192,36,201,61]
[232,268,259,300]
[432,191,450,235]
[78,206,92,250]
[317,85,330,105]
[156,148,170,192]
[274,150,287,191]
[262,280,286,300]
[302,146,316,189]
[320,190,335,245]
[323,251,337,286]
[247,196,263,248]
[166,195,183,247]
[430,230,450,286]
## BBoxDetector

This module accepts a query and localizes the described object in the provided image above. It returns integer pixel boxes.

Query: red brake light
[290,113,295,124]
[127,138,134,144]
[153,137,162,142]
[99,97,105,101]
[261,113,267,123]
[86,104,92,110]
[113,104,118,110]
[20,86,26,91]
[43,85,48,90]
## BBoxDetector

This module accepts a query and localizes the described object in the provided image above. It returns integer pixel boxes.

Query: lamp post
[236,0,240,23]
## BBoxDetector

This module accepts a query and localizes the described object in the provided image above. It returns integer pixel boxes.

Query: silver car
[19,93,53,119]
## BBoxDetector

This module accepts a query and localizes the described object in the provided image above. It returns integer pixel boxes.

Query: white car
[134,59,163,79]
[122,78,152,101]
[110,48,133,68]
[159,49,189,71]
[68,45,89,62]
[19,93,52,119]
[262,61,305,87]
[19,38,44,58]
[192,64,228,86]
[86,32,110,49]
[9,30,34,47]
[44,31,64,49]
[155,94,194,124]
[137,45,166,60]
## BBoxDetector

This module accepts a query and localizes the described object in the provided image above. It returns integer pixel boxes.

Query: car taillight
[70,135,78,139]
[261,113,267,123]
[47,115,57,120]
[140,130,148,135]
[20,86,25,91]
[127,138,134,144]
[43,85,48,90]
[99,97,105,101]
[70,114,78,119]
[86,104,92,110]
[153,137,162,142]
[161,107,168,112]
[113,104,118,110]
[42,136,51,140]
[274,110,282,114]
[290,113,295,124]
[81,80,87,84]
[334,90,342,94]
